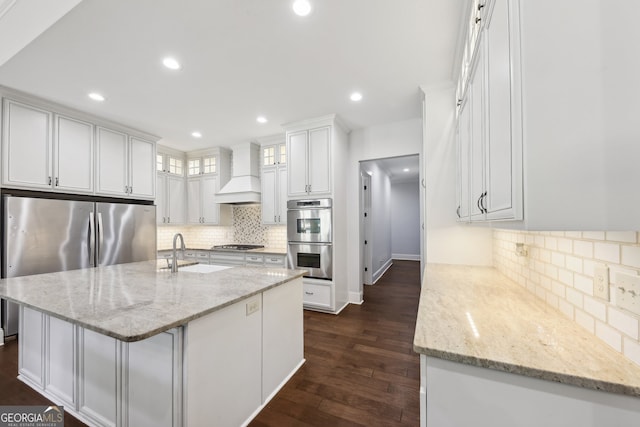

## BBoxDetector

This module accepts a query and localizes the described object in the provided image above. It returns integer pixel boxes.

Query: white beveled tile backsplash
[157,205,287,250]
[494,230,640,366]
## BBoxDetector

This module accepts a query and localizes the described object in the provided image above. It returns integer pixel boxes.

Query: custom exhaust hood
[215,142,261,204]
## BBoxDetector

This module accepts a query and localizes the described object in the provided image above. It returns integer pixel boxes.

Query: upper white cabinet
[185,147,232,226]
[1,89,158,200]
[156,146,186,225]
[96,127,155,199]
[2,99,94,193]
[286,126,331,197]
[455,0,522,223]
[261,140,287,225]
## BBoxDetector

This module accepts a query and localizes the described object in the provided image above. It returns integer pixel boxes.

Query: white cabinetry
[185,148,232,225]
[187,175,231,225]
[45,316,77,409]
[96,127,155,199]
[157,174,185,225]
[78,328,118,427]
[456,0,522,223]
[19,306,45,388]
[261,141,287,224]
[1,99,94,193]
[286,126,331,197]
[2,99,52,190]
[124,330,182,427]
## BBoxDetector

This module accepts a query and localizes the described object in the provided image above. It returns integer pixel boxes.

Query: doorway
[359,154,421,286]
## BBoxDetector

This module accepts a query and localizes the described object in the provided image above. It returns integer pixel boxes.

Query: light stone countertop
[413,264,640,397]
[157,247,287,255]
[0,261,303,342]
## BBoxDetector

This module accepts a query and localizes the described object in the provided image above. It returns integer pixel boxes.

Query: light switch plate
[593,264,610,301]
[616,272,640,316]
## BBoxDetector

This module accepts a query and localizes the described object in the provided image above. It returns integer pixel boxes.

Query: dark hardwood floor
[0,260,421,427]
[251,260,421,427]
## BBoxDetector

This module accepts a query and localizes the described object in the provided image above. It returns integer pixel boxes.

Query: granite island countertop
[0,261,303,342]
[413,264,640,397]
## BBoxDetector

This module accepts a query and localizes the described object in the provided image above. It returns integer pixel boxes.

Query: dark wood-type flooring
[251,260,421,426]
[0,260,421,427]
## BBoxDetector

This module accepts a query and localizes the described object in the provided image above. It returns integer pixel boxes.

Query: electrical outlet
[593,264,610,301]
[246,299,260,316]
[615,273,640,316]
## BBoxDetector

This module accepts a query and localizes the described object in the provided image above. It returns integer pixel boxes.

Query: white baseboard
[392,253,420,261]
[349,292,363,305]
[373,258,393,284]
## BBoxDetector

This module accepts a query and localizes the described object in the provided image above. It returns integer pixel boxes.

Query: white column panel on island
[79,328,119,427]
[45,315,77,409]
[185,294,262,427]
[262,278,304,402]
[19,306,45,388]
[124,330,181,427]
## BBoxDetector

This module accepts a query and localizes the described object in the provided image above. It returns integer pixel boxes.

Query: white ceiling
[0,0,464,151]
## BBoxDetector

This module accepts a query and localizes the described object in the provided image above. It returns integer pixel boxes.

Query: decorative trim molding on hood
[215,141,261,204]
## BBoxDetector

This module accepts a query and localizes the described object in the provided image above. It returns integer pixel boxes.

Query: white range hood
[215,142,261,204]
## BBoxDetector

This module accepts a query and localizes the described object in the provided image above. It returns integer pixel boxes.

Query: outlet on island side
[593,264,610,301]
[246,299,260,316]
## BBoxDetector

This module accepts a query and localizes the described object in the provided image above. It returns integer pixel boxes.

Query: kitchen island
[414,264,640,427]
[0,261,305,427]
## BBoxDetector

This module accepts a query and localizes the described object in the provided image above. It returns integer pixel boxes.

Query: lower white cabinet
[79,328,118,427]
[19,306,45,388]
[124,330,182,427]
[17,278,303,427]
[45,315,77,409]
[302,280,332,310]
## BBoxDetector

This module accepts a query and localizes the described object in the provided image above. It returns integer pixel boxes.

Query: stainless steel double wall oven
[287,198,332,280]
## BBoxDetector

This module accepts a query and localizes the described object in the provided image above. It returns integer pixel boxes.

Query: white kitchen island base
[17,277,304,427]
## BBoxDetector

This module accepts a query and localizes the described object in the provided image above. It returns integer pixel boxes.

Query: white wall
[365,162,393,281]
[347,118,422,303]
[422,84,493,266]
[391,180,420,260]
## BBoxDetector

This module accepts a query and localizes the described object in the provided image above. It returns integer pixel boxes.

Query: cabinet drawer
[196,251,210,262]
[264,255,286,267]
[303,282,331,309]
[211,252,245,266]
[245,254,264,265]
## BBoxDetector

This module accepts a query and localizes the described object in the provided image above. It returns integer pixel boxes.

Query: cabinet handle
[163,217,166,223]
[305,291,314,295]
[55,177,59,187]
[476,17,481,24]
[481,191,488,213]
[476,195,483,213]
[48,176,52,185]
[167,217,170,223]
[129,186,133,194]
[278,215,281,222]
[456,206,461,218]
[478,2,485,10]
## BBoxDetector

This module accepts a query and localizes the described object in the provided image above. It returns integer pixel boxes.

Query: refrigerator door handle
[89,212,96,267]
[97,212,104,265]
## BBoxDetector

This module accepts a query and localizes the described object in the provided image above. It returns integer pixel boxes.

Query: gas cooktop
[211,244,265,251]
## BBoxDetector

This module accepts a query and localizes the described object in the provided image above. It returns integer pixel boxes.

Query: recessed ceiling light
[292,0,311,16]
[88,92,105,102]
[162,57,181,70]
[403,168,410,172]
[191,131,202,138]
[350,92,363,102]
[256,116,268,124]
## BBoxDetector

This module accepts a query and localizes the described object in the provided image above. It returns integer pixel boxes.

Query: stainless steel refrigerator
[1,195,157,336]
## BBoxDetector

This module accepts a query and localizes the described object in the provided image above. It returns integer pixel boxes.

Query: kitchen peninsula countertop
[413,264,640,397]
[0,261,303,342]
